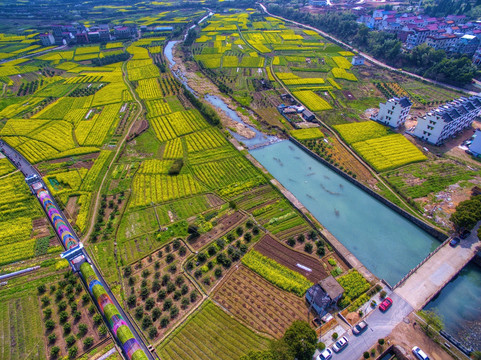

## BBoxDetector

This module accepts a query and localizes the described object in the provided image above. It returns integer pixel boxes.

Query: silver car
[352,320,368,335]
[332,336,349,352]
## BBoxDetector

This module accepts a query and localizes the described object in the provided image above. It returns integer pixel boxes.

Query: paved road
[258,3,477,96]
[314,293,413,360]
[0,139,155,360]
[395,223,481,310]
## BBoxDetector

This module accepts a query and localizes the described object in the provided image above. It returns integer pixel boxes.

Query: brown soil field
[206,193,225,207]
[255,234,328,282]
[214,265,313,338]
[189,211,247,250]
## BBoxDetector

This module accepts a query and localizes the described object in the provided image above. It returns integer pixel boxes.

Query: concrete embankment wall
[289,137,448,242]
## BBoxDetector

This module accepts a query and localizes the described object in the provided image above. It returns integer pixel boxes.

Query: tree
[282,321,317,360]
[41,296,50,307]
[63,322,71,334]
[419,310,444,335]
[48,333,56,343]
[65,334,76,347]
[93,313,102,325]
[83,337,94,348]
[50,346,60,358]
[43,307,52,319]
[45,319,55,331]
[149,326,158,339]
[99,324,108,336]
[142,316,152,329]
[37,284,46,294]
[127,294,137,307]
[68,345,78,359]
[160,316,169,328]
[78,323,88,337]
[152,307,162,321]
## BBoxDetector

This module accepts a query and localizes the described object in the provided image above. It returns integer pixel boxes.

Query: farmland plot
[334,121,391,144]
[83,103,122,146]
[145,99,172,117]
[160,110,209,137]
[184,129,229,152]
[242,250,313,296]
[137,78,163,100]
[352,134,427,172]
[130,174,206,207]
[158,301,270,360]
[292,90,332,111]
[214,265,310,338]
[163,138,183,159]
[254,234,328,282]
[191,156,262,189]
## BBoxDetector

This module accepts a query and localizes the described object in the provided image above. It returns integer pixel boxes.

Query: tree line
[266,4,478,85]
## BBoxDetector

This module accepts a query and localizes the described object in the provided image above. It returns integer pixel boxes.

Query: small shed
[319,276,344,303]
[469,129,481,157]
[351,55,364,66]
[302,110,315,122]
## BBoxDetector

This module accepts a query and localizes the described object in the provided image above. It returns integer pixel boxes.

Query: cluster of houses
[39,23,174,47]
[372,94,481,147]
[39,24,138,46]
[357,10,481,63]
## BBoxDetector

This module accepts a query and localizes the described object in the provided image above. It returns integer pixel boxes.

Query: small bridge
[395,222,481,310]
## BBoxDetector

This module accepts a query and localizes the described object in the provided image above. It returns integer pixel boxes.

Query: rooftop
[319,276,344,300]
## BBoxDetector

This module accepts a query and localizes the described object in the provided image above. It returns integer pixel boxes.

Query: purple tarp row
[37,189,77,249]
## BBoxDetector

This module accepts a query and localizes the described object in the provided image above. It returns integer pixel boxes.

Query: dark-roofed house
[413,95,481,145]
[372,97,412,128]
[305,276,344,317]
[302,110,315,122]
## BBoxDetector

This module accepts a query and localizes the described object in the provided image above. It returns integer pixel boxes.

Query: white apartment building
[413,96,481,145]
[372,97,412,128]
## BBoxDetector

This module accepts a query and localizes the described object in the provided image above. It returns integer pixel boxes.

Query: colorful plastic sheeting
[80,262,149,360]
[37,189,77,249]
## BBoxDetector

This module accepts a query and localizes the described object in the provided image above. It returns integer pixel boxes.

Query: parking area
[313,293,413,360]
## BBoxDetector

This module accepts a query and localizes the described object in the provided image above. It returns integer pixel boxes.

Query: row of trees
[266,4,478,85]
[183,86,220,126]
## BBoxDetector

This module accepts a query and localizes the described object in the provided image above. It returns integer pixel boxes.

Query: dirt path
[81,59,144,243]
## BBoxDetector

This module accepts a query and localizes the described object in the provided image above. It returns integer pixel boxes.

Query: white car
[412,346,430,360]
[332,336,349,352]
[317,348,332,360]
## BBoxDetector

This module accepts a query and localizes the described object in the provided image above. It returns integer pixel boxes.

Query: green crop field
[158,301,270,360]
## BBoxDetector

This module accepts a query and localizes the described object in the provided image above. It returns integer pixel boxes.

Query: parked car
[332,336,349,352]
[379,297,393,312]
[352,320,368,335]
[317,348,332,360]
[449,237,460,247]
[459,230,471,239]
[412,346,430,360]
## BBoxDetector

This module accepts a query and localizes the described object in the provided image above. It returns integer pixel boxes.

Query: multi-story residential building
[372,97,412,128]
[452,34,480,55]
[426,33,457,51]
[472,48,481,65]
[39,33,55,46]
[406,27,430,49]
[413,96,481,145]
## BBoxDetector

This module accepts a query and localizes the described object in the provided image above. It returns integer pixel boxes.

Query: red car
[379,297,393,312]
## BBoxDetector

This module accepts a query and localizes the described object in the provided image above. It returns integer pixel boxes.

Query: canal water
[250,140,439,285]
[424,261,481,350]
